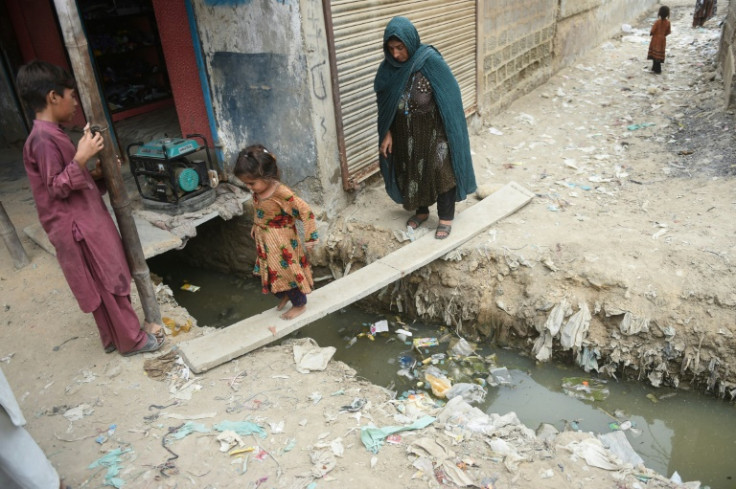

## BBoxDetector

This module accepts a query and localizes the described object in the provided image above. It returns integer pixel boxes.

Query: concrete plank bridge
[179,182,534,373]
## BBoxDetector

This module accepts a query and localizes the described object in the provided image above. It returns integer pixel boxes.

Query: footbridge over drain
[179,182,534,373]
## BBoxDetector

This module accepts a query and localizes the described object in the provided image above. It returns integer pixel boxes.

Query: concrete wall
[479,0,557,117]
[718,0,736,107]
[478,0,657,117]
[554,0,657,70]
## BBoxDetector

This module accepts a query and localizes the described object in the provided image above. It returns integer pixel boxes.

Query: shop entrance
[77,0,174,122]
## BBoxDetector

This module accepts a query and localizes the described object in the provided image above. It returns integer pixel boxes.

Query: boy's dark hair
[16,60,76,114]
[658,5,670,19]
[234,144,280,181]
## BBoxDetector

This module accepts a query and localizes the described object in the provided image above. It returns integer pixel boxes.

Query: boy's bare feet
[280,305,306,320]
[276,296,289,311]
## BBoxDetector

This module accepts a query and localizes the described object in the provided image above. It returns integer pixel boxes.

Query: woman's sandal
[123,332,165,357]
[406,214,429,229]
[435,223,452,240]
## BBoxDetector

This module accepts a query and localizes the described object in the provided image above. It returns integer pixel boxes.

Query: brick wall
[480,0,557,116]
[479,0,656,119]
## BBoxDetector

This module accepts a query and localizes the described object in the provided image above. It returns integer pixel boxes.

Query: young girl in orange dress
[648,6,671,74]
[234,145,319,319]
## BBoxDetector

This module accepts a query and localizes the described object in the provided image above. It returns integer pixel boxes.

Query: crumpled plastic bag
[436,396,532,438]
[170,421,210,440]
[445,383,487,404]
[213,420,267,438]
[310,449,336,478]
[560,303,591,351]
[561,438,621,470]
[215,430,245,452]
[292,338,336,373]
[87,447,133,489]
[598,431,643,466]
[360,415,435,453]
[424,366,452,397]
[450,337,475,356]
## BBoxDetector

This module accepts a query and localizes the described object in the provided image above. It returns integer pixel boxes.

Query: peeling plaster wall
[192,0,321,203]
[297,0,349,217]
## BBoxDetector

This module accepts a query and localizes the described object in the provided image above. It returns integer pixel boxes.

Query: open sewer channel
[149,254,736,488]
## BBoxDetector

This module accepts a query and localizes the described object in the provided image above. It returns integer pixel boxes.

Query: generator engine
[128,134,217,212]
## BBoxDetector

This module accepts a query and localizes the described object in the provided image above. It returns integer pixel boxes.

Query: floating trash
[561,377,610,401]
[487,367,512,386]
[413,337,439,348]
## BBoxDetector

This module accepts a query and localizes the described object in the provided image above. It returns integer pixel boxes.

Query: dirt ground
[0,2,732,488]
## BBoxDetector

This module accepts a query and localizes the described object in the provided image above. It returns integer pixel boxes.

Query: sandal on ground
[435,223,452,240]
[406,214,429,229]
[123,332,164,357]
[104,344,116,354]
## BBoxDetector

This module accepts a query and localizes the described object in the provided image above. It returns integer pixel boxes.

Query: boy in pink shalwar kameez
[16,60,163,356]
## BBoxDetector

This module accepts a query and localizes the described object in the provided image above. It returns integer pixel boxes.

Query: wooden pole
[53,0,162,326]
[0,202,30,269]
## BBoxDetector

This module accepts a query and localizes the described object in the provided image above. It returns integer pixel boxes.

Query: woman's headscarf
[374,16,476,203]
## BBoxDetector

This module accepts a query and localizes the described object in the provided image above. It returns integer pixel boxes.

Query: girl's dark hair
[658,5,670,19]
[234,144,280,181]
[16,60,76,114]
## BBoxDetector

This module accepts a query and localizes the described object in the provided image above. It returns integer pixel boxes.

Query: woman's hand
[380,131,393,158]
[250,226,255,239]
[306,240,319,250]
[74,123,104,168]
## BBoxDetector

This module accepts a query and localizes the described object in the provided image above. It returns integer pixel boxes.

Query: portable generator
[127,134,218,213]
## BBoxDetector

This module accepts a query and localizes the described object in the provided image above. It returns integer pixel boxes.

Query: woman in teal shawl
[374,16,476,239]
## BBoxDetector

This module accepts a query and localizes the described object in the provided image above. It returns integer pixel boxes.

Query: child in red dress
[648,6,671,74]
[234,145,319,320]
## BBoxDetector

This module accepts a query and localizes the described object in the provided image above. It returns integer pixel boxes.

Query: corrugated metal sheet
[327,0,477,189]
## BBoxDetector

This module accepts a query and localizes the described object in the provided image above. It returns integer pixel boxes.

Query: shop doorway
[77,0,174,123]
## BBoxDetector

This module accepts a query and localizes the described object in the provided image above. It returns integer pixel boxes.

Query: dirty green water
[149,255,736,489]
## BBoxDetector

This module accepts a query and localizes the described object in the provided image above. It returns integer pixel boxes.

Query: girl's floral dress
[252,184,318,295]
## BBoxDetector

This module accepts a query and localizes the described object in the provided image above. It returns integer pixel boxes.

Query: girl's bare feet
[280,305,306,320]
[277,296,289,311]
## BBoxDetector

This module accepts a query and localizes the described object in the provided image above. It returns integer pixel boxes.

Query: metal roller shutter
[325,0,477,190]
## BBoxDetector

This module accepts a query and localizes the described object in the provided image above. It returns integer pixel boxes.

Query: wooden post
[53,0,162,326]
[0,202,30,269]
